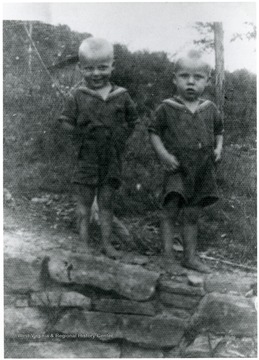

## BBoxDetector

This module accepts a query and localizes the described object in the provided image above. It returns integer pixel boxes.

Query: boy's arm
[150,133,180,171]
[58,93,78,131]
[59,117,76,131]
[112,93,139,152]
[214,134,223,162]
[149,104,179,171]
[125,93,139,135]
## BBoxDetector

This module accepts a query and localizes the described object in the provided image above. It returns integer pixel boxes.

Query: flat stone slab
[48,254,160,301]
[4,258,43,294]
[93,298,156,316]
[4,340,121,358]
[121,343,163,358]
[159,307,191,320]
[189,292,257,336]
[184,334,211,358]
[121,313,186,348]
[5,307,47,338]
[204,273,256,294]
[187,274,204,287]
[213,336,257,358]
[4,294,29,307]
[183,333,224,358]
[160,292,201,309]
[30,291,91,308]
[54,310,121,341]
[54,309,186,348]
[121,253,149,265]
[159,279,205,296]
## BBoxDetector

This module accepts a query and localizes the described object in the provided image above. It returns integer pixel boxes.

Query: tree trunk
[28,22,33,76]
[214,22,225,117]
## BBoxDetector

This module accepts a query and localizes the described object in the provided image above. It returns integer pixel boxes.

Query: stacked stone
[4,254,257,358]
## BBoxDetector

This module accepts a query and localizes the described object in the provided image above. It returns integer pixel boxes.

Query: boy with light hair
[149,49,224,273]
[59,37,138,258]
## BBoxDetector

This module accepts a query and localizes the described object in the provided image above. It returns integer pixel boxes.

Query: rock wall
[4,253,257,358]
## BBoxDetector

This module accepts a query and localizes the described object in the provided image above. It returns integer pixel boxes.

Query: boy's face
[173,58,210,101]
[79,55,114,90]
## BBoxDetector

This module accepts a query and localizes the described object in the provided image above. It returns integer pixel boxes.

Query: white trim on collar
[78,86,127,100]
[163,97,211,112]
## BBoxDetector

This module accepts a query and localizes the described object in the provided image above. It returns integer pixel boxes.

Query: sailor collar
[78,84,127,101]
[163,96,211,113]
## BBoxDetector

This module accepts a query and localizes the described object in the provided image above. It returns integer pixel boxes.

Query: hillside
[3,20,257,265]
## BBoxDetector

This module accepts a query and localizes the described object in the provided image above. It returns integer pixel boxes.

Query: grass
[197,146,256,264]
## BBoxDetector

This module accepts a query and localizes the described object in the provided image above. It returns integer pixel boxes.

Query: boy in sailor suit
[149,49,224,273]
[59,38,138,258]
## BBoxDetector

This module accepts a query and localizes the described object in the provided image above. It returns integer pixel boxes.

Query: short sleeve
[213,105,224,136]
[125,93,138,131]
[148,104,167,137]
[58,92,78,127]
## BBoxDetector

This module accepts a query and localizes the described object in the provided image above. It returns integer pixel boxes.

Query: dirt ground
[4,194,257,281]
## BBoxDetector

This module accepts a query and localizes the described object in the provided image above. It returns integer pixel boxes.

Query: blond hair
[79,37,114,62]
[174,49,211,75]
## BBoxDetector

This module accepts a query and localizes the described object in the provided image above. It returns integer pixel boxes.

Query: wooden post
[28,22,33,76]
[214,22,225,116]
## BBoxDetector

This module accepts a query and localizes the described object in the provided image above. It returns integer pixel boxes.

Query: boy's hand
[149,134,179,171]
[214,147,222,162]
[162,153,180,171]
[61,121,75,132]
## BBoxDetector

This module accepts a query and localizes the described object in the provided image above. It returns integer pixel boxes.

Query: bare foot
[72,241,92,254]
[160,255,186,274]
[102,244,123,259]
[182,257,211,273]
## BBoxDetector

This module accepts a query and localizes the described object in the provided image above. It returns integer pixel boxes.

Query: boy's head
[173,49,211,101]
[78,37,114,90]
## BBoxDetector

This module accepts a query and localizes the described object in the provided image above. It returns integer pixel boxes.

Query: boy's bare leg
[75,185,95,252]
[161,194,181,267]
[161,216,176,262]
[182,206,211,273]
[98,184,122,259]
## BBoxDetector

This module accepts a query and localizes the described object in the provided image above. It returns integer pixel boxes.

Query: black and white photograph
[3,2,257,358]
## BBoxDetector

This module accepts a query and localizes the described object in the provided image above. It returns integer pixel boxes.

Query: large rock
[4,340,121,358]
[184,334,211,357]
[30,291,91,308]
[5,307,47,338]
[121,313,186,348]
[159,279,205,296]
[184,333,224,357]
[213,336,257,358]
[189,292,257,336]
[93,298,156,316]
[53,309,186,348]
[47,254,160,301]
[54,309,121,341]
[4,258,43,294]
[204,273,256,295]
[160,292,201,309]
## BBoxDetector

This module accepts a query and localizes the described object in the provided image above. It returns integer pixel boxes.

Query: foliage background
[3,21,256,265]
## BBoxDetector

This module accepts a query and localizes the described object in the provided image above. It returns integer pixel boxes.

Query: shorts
[162,147,219,207]
[72,136,122,189]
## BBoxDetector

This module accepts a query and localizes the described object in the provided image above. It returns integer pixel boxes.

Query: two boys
[59,39,223,273]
